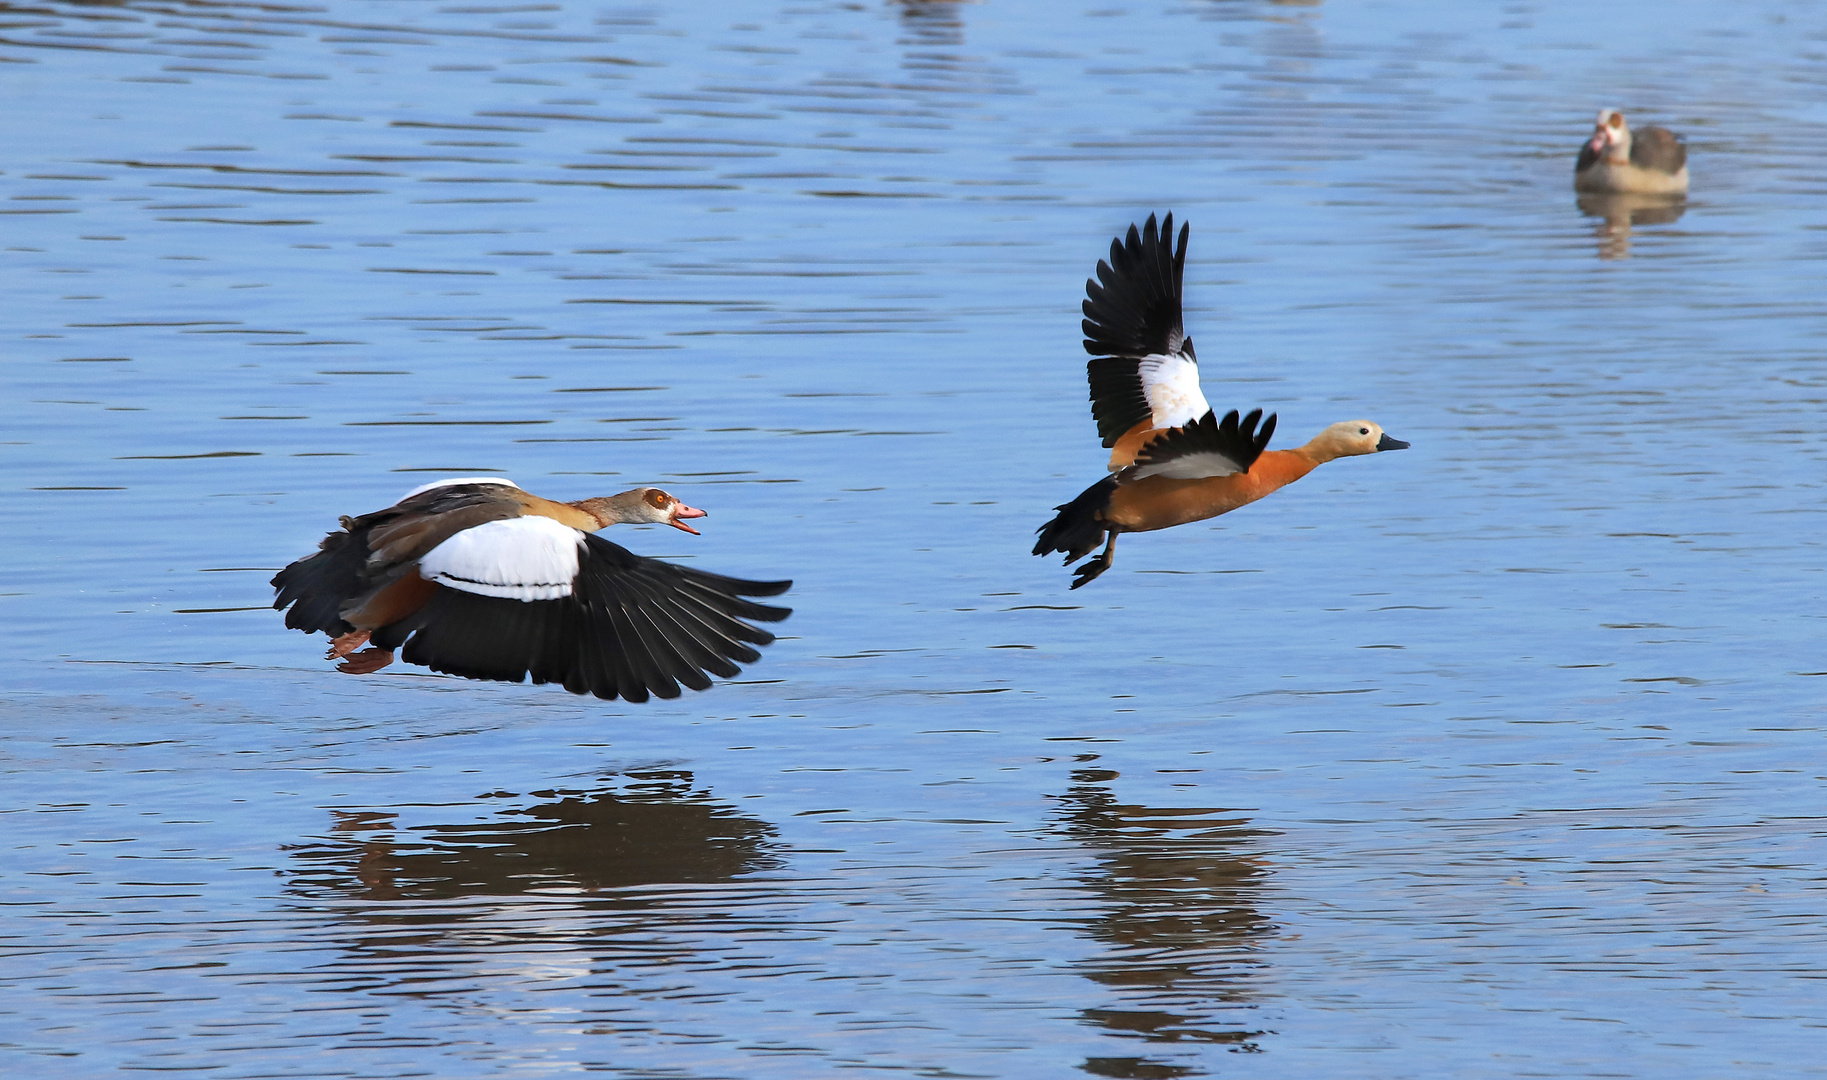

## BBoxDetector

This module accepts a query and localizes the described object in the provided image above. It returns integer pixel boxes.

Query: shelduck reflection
[1054,772,1276,1074]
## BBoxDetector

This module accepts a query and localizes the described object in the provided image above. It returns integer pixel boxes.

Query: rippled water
[6,0,1827,1076]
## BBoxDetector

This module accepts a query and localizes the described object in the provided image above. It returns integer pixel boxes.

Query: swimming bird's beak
[1587,130,1609,156]
[1375,433,1410,451]
[668,503,707,534]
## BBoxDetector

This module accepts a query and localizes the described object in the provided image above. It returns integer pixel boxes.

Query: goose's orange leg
[337,648,395,675]
[327,630,370,660]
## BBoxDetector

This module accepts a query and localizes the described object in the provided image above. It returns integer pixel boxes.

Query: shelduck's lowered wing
[1117,408,1277,483]
[375,519,791,702]
[1081,212,1211,448]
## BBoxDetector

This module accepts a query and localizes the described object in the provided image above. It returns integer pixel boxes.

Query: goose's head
[1309,420,1409,461]
[578,487,708,533]
[1588,109,1632,164]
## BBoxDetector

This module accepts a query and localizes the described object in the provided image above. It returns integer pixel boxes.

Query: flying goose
[272,478,790,700]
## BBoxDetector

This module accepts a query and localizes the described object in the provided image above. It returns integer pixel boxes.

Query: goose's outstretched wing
[372,525,791,703]
[1081,212,1210,448]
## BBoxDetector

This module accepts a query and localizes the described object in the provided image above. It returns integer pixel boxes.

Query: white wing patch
[401,476,521,501]
[1137,353,1210,431]
[419,516,582,601]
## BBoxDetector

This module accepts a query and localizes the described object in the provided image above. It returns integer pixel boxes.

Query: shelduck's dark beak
[668,503,707,534]
[1376,433,1410,452]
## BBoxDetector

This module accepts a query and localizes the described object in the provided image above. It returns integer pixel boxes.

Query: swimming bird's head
[576,487,708,533]
[1308,420,1409,462]
[1588,109,1631,164]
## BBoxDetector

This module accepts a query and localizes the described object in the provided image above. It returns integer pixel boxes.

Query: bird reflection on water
[894,0,968,48]
[1053,768,1277,1077]
[286,770,780,904]
[1576,193,1688,261]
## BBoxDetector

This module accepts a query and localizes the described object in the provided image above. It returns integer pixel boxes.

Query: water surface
[5,1,1827,1076]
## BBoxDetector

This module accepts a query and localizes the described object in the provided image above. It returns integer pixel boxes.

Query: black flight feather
[1081,212,1187,360]
[391,532,790,702]
[1079,213,1192,446]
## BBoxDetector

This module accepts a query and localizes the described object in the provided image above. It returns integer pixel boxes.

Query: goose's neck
[568,494,643,530]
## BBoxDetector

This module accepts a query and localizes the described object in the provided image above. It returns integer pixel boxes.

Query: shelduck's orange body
[1033,213,1409,588]
[1100,450,1317,533]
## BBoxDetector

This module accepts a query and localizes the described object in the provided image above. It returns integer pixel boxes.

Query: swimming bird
[272,478,790,701]
[1575,109,1688,196]
[1033,213,1408,589]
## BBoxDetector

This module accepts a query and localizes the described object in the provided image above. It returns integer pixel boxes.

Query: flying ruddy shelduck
[272,478,790,701]
[1033,213,1409,588]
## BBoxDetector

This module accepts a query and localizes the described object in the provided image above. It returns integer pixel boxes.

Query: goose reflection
[1577,193,1687,261]
[286,770,779,904]
[891,0,1010,95]
[1055,769,1276,1075]
[894,0,968,48]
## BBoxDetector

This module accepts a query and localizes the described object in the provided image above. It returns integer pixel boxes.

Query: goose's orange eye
[644,489,669,509]
[1609,113,1624,128]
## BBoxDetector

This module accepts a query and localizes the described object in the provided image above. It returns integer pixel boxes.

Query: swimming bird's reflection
[894,0,968,48]
[1577,193,1687,261]
[1055,771,1276,1074]
[286,770,779,904]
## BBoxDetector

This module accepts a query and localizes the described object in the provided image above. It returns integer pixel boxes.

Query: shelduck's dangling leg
[1071,531,1119,590]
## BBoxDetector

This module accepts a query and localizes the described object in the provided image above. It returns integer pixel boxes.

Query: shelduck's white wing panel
[419,516,582,601]
[401,476,520,501]
[1137,352,1210,431]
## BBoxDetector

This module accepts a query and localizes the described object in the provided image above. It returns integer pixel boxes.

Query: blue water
[5,0,1827,1076]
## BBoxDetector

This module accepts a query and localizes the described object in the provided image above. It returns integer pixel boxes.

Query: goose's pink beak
[668,503,706,535]
[1588,130,1610,156]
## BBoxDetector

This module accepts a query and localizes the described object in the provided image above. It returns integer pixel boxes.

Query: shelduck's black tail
[1033,476,1117,563]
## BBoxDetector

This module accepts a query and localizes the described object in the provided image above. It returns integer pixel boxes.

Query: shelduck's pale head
[577,487,708,533]
[1307,420,1409,462]
[1588,109,1631,164]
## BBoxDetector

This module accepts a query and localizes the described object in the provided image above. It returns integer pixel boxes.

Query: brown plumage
[1033,214,1409,588]
[272,478,790,701]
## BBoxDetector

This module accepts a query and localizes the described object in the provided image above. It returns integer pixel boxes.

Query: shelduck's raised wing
[375,523,791,703]
[1117,408,1277,483]
[1081,212,1211,448]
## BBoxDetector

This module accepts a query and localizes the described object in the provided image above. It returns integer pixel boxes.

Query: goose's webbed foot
[337,648,395,675]
[327,630,371,660]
